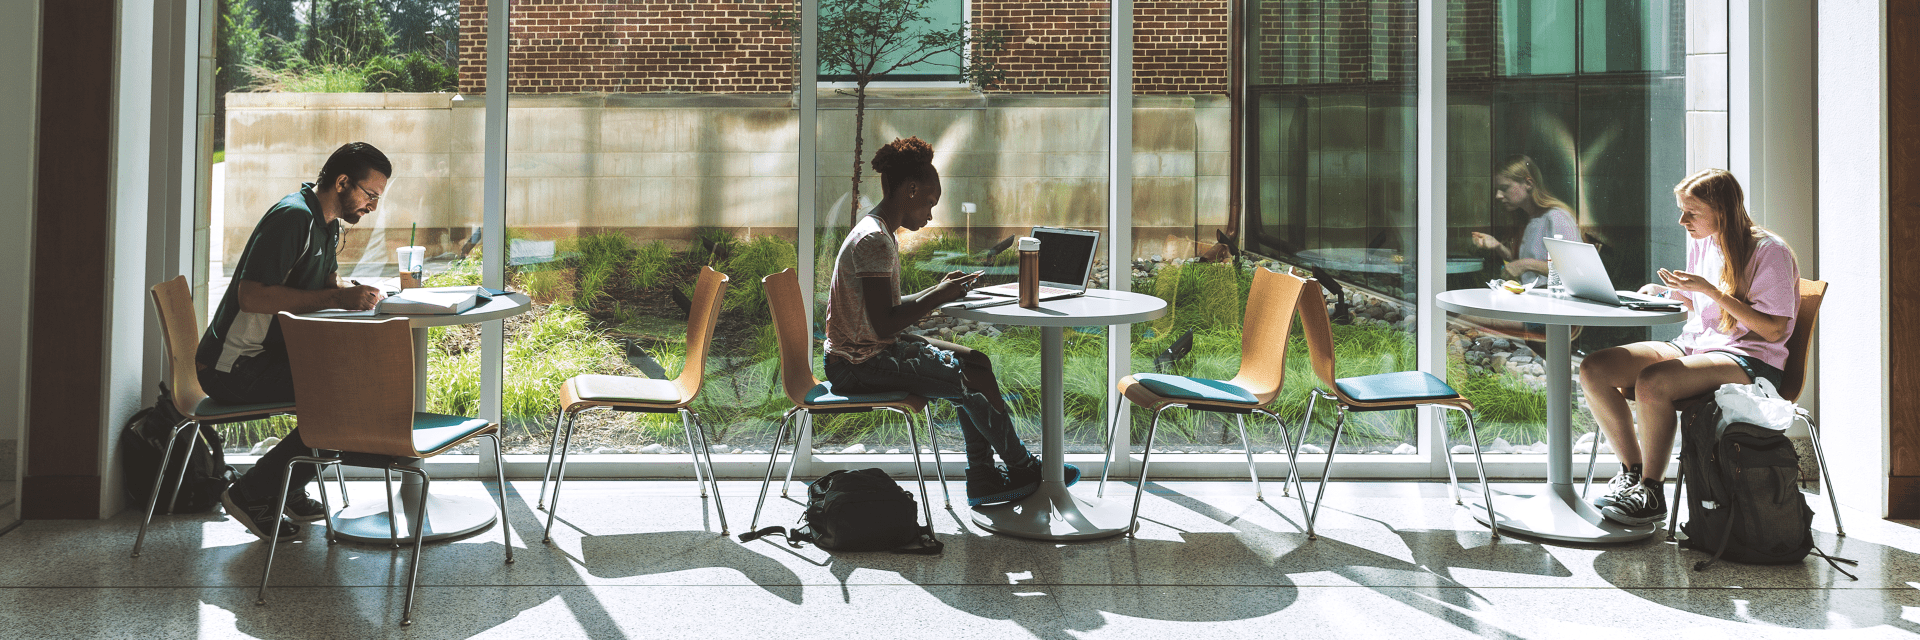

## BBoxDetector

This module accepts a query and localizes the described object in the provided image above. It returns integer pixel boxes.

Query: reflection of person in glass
[1578,169,1798,526]
[820,137,1080,508]
[1472,155,1581,285]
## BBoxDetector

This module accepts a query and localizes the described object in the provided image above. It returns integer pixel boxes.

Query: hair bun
[871,137,934,175]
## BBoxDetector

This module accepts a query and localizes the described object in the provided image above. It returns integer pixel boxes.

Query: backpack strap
[891,525,943,555]
[736,525,817,549]
[1808,545,1859,581]
[1693,494,1740,573]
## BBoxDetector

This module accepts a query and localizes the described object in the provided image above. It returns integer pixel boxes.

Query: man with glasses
[198,141,391,541]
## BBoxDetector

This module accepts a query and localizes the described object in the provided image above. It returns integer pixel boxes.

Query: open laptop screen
[1032,227,1099,287]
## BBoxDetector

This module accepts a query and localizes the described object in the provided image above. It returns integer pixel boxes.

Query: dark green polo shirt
[196,183,342,372]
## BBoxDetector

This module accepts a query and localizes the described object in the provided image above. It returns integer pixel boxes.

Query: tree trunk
[850,82,871,225]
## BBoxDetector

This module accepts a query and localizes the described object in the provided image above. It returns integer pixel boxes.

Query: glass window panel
[500,1,796,457]
[1241,0,1419,456]
[1445,0,1690,461]
[811,1,1110,456]
[209,0,476,454]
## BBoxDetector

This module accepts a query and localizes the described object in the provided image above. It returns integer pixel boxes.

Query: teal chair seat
[1333,371,1461,407]
[804,381,912,405]
[1131,373,1260,405]
[570,374,682,404]
[411,413,494,454]
[192,397,296,421]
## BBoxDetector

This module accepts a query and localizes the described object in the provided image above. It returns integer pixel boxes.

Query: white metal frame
[206,0,1732,483]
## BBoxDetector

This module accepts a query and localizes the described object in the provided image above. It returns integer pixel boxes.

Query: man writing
[201,142,389,541]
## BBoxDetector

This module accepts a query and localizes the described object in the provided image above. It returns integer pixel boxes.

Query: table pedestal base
[1466,483,1657,544]
[970,481,1132,541]
[331,492,500,544]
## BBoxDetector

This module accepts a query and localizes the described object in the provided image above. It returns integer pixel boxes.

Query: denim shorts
[1667,341,1784,389]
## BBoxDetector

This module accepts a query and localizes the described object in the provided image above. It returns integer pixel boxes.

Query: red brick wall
[1251,0,1505,86]
[457,1,1231,95]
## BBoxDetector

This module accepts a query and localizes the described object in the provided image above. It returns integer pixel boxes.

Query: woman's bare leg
[1631,354,1751,481]
[1578,341,1682,471]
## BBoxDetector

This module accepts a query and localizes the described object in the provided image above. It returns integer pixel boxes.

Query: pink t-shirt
[823,213,901,363]
[1671,233,1798,370]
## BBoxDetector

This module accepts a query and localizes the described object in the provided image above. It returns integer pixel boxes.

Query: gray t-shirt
[823,213,900,363]
[1515,208,1579,286]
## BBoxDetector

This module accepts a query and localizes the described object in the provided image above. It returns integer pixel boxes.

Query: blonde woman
[1472,154,1581,286]
[1577,169,1799,525]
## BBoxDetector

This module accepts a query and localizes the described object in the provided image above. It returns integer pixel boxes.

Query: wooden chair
[1296,277,1503,539]
[267,313,512,626]
[1096,266,1313,535]
[537,266,732,541]
[745,268,945,533]
[133,276,347,558]
[1579,279,1841,538]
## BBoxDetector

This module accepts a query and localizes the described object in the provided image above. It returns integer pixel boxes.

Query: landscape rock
[1392,443,1417,455]
[840,444,866,454]
[639,443,664,454]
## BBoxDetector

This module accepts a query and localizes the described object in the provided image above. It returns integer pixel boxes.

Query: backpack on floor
[119,383,237,514]
[1676,399,1854,578]
[738,468,941,554]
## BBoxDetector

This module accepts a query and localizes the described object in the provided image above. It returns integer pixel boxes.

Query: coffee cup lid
[1018,237,1040,251]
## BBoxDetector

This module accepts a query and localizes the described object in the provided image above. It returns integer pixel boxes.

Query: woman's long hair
[1674,168,1792,333]
[1495,154,1581,247]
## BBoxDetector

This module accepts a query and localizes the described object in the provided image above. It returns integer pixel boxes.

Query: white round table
[302,290,532,543]
[1435,289,1685,543]
[943,289,1168,540]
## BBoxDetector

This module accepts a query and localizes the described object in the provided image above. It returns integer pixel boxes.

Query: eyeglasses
[354,183,383,204]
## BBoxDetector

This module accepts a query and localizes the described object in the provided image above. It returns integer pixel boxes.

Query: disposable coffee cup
[397,246,426,288]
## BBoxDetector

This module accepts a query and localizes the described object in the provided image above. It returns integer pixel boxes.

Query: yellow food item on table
[1501,280,1526,294]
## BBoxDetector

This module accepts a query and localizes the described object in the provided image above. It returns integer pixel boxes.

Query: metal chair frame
[748,403,944,533]
[1297,388,1500,540]
[1098,399,1310,536]
[538,404,728,541]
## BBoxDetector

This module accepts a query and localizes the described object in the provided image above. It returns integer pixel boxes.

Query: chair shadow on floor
[1591,532,1920,633]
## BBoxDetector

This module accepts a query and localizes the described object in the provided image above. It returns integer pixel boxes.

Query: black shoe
[1600,482,1667,526]
[1592,469,1641,509]
[282,491,328,523]
[1007,459,1081,488]
[966,467,1037,507]
[222,487,299,542]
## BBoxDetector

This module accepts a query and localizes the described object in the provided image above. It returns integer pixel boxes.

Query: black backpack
[1676,399,1853,578]
[120,383,237,514]
[738,468,941,554]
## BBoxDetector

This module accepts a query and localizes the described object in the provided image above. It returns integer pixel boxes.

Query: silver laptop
[973,226,1102,300]
[1543,237,1673,307]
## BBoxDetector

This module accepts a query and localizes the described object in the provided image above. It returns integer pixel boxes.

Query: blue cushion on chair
[804,381,911,406]
[1334,370,1460,405]
[411,413,493,454]
[1132,373,1259,405]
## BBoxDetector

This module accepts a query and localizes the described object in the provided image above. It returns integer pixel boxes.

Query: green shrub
[716,235,797,318]
[426,305,629,421]
[627,240,677,289]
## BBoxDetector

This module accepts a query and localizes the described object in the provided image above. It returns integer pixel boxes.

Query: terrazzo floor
[3,478,1915,639]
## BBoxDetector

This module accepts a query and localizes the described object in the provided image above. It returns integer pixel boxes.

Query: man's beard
[337,190,364,224]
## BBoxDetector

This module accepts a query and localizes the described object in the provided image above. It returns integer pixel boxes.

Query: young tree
[773,0,1007,223]
[304,0,394,66]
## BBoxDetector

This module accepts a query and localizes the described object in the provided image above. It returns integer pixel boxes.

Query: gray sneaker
[222,487,299,542]
[1600,483,1667,526]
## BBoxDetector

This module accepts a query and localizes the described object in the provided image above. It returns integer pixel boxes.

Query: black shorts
[1666,341,1784,389]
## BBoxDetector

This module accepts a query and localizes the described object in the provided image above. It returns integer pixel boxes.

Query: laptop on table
[1543,237,1679,309]
[972,226,1102,301]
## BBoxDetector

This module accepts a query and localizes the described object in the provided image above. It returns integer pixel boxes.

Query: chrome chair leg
[1259,408,1312,522]
[749,409,798,531]
[333,458,350,508]
[1306,403,1348,541]
[1236,413,1262,502]
[543,410,581,543]
[682,410,707,498]
[1126,405,1173,537]
[537,406,569,510]
[315,461,338,545]
[484,433,514,563]
[1098,392,1127,498]
[165,425,203,515]
[1805,413,1844,536]
[1442,417,1464,506]
[1667,463,1686,542]
[132,418,197,557]
[1454,407,1500,539]
[923,406,951,509]
[392,465,430,626]
[1582,430,1603,497]
[782,413,807,497]
[259,455,335,606]
[892,408,938,531]
[383,467,399,547]
[687,411,729,535]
